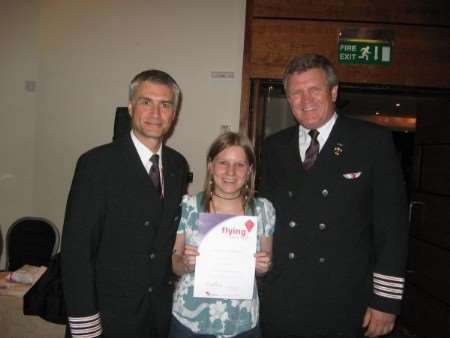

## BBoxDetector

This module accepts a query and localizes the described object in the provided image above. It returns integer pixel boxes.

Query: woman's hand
[182,245,199,273]
[172,234,199,276]
[255,251,272,275]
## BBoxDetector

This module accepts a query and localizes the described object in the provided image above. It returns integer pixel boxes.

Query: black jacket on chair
[259,116,409,337]
[61,133,188,338]
[23,253,66,324]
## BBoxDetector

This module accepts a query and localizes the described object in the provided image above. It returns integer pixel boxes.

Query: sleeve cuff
[68,312,103,338]
[370,272,405,314]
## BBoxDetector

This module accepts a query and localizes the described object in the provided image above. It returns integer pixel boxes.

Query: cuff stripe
[72,329,102,338]
[71,324,102,334]
[374,290,403,300]
[70,318,101,328]
[69,313,101,322]
[374,284,404,294]
[373,272,405,283]
[373,278,404,288]
[373,272,404,300]
[69,312,102,338]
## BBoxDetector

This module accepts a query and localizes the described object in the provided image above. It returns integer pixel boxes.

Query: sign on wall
[338,29,394,65]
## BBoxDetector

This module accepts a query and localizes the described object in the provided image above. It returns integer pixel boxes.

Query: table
[0,271,65,338]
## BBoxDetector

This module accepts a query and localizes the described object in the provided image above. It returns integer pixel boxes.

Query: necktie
[149,154,162,196]
[303,129,320,170]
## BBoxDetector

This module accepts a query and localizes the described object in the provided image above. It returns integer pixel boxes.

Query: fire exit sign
[338,40,393,65]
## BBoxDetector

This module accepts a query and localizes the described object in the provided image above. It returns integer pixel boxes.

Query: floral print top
[172,192,276,337]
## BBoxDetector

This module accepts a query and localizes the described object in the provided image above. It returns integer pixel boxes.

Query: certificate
[193,212,257,300]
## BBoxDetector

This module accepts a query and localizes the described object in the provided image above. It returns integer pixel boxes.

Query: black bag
[23,253,67,324]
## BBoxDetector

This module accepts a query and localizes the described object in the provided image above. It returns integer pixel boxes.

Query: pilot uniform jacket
[259,116,409,337]
[61,133,188,338]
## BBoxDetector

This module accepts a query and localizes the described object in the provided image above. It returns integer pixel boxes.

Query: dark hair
[203,132,256,213]
[129,69,181,110]
[283,53,338,93]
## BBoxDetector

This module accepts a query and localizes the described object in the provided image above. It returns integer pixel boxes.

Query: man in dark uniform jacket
[61,70,189,338]
[259,54,409,338]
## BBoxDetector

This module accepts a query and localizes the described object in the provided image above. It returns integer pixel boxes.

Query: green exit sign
[338,40,393,65]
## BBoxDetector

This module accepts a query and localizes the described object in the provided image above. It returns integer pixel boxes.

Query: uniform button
[174,216,180,222]
[144,220,151,227]
[288,191,293,197]
[149,253,156,260]
[321,189,329,197]
[148,287,153,293]
[289,220,296,228]
[319,223,326,231]
[288,252,295,260]
[319,257,326,263]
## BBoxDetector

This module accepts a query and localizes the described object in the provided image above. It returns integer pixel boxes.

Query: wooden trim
[247,18,450,88]
[248,79,261,145]
[239,0,255,134]
[252,0,450,27]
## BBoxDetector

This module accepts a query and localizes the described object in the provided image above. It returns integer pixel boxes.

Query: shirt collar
[299,112,338,144]
[130,130,162,167]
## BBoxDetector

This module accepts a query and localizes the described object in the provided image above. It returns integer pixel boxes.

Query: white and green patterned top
[172,192,276,337]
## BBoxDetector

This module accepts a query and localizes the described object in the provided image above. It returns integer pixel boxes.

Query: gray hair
[283,54,338,93]
[129,69,181,110]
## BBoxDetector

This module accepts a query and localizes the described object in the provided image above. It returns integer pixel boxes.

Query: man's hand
[362,307,396,337]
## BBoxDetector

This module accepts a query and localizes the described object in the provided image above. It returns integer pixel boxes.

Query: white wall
[1,0,246,267]
[0,0,40,268]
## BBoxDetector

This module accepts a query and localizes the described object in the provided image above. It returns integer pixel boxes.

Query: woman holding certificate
[170,132,275,338]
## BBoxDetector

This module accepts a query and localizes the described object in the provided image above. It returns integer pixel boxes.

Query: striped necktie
[149,154,162,196]
[303,129,320,170]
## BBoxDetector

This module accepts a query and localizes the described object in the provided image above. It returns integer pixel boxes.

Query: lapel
[161,145,176,206]
[278,126,304,186]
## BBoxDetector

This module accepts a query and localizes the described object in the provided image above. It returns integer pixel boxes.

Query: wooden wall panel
[420,145,450,194]
[253,0,450,27]
[416,100,450,144]
[402,283,450,338]
[405,94,450,337]
[240,0,450,131]
[411,193,450,250]
[248,18,450,88]
[408,239,450,306]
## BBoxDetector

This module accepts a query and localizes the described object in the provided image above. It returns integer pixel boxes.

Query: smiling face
[286,68,338,130]
[128,81,176,151]
[208,145,251,199]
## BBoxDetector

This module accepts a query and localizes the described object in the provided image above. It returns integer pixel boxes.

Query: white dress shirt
[130,131,164,193]
[298,113,338,161]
